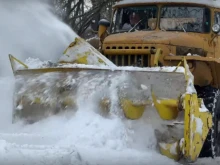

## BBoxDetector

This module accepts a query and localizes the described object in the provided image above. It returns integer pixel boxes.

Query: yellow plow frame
[155,59,212,162]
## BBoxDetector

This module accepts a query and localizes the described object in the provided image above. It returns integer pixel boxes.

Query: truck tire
[195,85,220,158]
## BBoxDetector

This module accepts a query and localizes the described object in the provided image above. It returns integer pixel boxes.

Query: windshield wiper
[128,18,144,32]
[180,23,186,32]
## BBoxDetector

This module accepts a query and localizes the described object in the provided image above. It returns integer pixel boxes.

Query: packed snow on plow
[9,36,212,163]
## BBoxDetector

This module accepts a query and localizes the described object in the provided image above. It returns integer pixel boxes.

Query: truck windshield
[111,6,158,33]
[160,6,210,33]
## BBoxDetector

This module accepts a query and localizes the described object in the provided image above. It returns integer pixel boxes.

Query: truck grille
[103,44,157,67]
[105,55,149,67]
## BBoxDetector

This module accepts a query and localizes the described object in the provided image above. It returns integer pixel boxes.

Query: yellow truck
[8,0,220,163]
[96,0,220,162]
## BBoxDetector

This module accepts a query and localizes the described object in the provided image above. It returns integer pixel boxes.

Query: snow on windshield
[160,6,211,33]
[112,4,211,33]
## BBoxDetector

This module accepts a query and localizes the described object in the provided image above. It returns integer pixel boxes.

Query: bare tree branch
[52,0,117,37]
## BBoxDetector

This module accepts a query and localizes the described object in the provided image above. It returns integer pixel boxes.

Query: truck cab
[98,0,220,88]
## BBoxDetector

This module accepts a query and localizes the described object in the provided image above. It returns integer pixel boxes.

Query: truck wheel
[195,85,220,158]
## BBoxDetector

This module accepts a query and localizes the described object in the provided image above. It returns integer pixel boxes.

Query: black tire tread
[195,85,219,158]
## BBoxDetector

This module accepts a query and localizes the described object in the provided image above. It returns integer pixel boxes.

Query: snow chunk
[86,36,99,43]
[187,53,201,56]
[140,84,148,90]
[159,142,178,155]
[16,104,23,111]
[192,115,203,135]
[179,138,185,154]
[195,117,203,135]
[157,100,161,104]
[187,53,192,56]
[199,99,209,112]
[179,138,184,148]
[24,58,56,69]
[170,142,178,155]
[185,62,196,94]
[159,143,167,150]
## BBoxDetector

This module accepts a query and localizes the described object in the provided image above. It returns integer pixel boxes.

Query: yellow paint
[98,25,108,38]
[183,94,212,162]
[173,60,183,72]
[154,48,162,66]
[63,38,78,54]
[75,53,89,64]
[120,99,147,119]
[101,5,220,87]
[158,93,212,162]
[159,141,181,161]
[33,97,41,104]
[152,92,179,120]
[62,97,75,107]
[9,54,28,73]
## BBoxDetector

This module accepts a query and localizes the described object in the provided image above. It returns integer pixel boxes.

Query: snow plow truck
[8,0,220,163]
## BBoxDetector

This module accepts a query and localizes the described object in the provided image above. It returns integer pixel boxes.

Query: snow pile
[16,56,186,73]
[24,58,55,69]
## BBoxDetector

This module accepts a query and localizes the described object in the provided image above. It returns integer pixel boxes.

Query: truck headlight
[212,24,220,33]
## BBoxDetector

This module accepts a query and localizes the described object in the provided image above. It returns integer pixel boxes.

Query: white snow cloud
[0,0,76,77]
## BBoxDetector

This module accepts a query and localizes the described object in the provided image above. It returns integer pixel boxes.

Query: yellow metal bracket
[181,57,212,162]
[173,59,183,72]
[100,98,151,120]
[155,57,212,162]
[151,91,179,120]
[154,48,162,66]
[159,140,181,161]
[157,92,212,162]
[183,94,212,162]
[121,99,150,119]
[9,54,28,73]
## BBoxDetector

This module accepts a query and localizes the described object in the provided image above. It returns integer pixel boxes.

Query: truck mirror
[98,19,110,38]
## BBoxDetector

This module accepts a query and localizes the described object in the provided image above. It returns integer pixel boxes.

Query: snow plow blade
[10,64,185,123]
[9,36,212,163]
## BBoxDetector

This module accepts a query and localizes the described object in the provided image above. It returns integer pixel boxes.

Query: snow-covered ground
[0,75,220,165]
[0,76,180,165]
[0,0,220,165]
